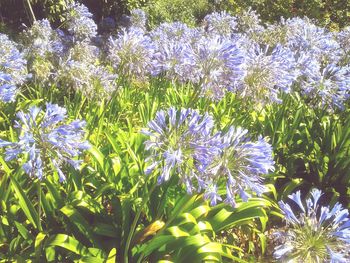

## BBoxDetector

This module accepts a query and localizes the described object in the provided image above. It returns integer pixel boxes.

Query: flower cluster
[18,3,117,97]
[274,189,350,262]
[0,104,90,181]
[143,108,274,207]
[108,27,158,80]
[129,9,148,30]
[58,59,117,99]
[282,17,341,65]
[203,11,237,37]
[235,44,298,104]
[22,19,64,57]
[0,34,29,103]
[65,2,97,42]
[187,36,245,101]
[12,1,350,109]
[301,64,350,110]
[337,27,350,59]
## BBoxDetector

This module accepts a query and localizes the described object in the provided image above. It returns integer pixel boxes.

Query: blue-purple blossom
[153,40,195,81]
[143,108,274,207]
[130,9,147,30]
[57,59,117,99]
[274,189,350,262]
[235,44,299,104]
[150,22,202,45]
[142,107,219,190]
[108,27,158,79]
[22,19,64,57]
[0,34,29,102]
[204,126,274,207]
[0,104,90,181]
[203,11,237,37]
[235,9,264,35]
[337,27,350,50]
[21,19,65,83]
[300,64,350,110]
[283,17,341,64]
[65,2,97,41]
[188,36,245,100]
[150,22,203,81]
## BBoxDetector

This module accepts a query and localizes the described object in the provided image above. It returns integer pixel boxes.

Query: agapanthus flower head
[274,188,350,262]
[0,103,90,181]
[57,59,117,99]
[150,22,202,45]
[142,107,219,190]
[108,27,158,79]
[65,2,97,41]
[337,26,350,64]
[235,9,264,35]
[153,40,195,82]
[20,19,65,83]
[235,44,299,104]
[130,9,147,30]
[67,41,100,63]
[252,22,289,47]
[22,19,64,57]
[143,108,274,207]
[203,11,237,37]
[337,26,350,49]
[283,17,341,64]
[203,126,274,207]
[300,63,350,110]
[0,33,29,102]
[188,35,246,100]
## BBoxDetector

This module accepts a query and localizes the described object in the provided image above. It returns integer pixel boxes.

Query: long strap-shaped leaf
[11,176,39,229]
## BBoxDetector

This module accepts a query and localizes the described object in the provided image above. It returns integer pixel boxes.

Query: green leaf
[60,205,98,244]
[89,146,106,171]
[106,248,117,263]
[11,176,39,229]
[45,234,92,257]
[35,232,46,259]
[14,221,34,242]
[93,223,118,238]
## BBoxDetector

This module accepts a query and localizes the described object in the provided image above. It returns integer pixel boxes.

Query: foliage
[0,1,350,262]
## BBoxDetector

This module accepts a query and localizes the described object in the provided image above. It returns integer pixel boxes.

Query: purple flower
[203,11,237,37]
[142,107,219,191]
[57,58,117,99]
[274,189,350,262]
[130,9,147,30]
[0,34,29,102]
[235,44,299,104]
[150,22,201,44]
[143,108,274,207]
[0,103,90,181]
[283,17,341,64]
[205,127,274,207]
[187,35,246,100]
[337,26,350,62]
[300,63,350,110]
[22,19,64,57]
[65,2,97,41]
[108,27,158,80]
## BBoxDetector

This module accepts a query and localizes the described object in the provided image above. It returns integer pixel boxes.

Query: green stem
[123,183,157,263]
[24,0,36,23]
[37,180,42,232]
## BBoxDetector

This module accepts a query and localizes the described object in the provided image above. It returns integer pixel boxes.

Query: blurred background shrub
[0,0,349,32]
